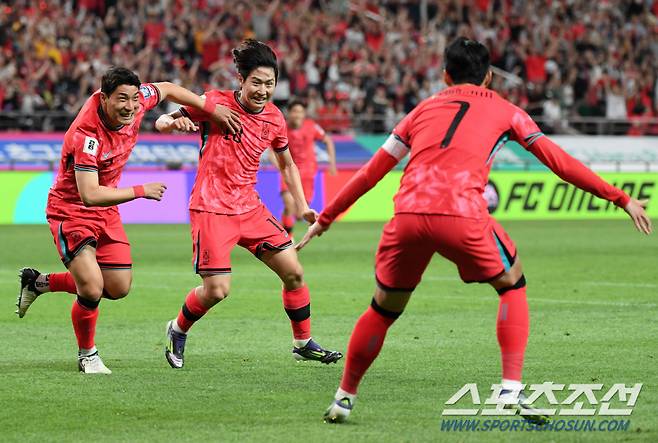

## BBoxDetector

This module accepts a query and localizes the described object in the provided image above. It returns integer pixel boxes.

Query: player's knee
[102,287,130,300]
[77,282,103,301]
[371,297,405,319]
[280,266,304,289]
[492,259,523,289]
[204,281,230,302]
[494,274,526,295]
[101,277,132,300]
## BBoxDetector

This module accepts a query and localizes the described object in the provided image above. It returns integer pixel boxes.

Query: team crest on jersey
[261,122,270,139]
[69,231,82,243]
[202,249,210,265]
[82,136,99,156]
[139,84,156,99]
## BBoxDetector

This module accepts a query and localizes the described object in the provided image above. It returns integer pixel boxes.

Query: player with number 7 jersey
[295,37,652,424]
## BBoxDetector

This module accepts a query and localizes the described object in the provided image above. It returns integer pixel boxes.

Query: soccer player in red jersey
[277,100,336,234]
[155,40,342,369]
[16,67,242,374]
[296,38,652,423]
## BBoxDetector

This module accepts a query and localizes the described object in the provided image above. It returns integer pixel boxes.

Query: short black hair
[288,99,306,111]
[444,37,490,85]
[232,39,279,82]
[101,67,141,95]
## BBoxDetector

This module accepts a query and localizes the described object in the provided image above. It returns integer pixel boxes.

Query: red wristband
[203,98,214,114]
[132,185,145,198]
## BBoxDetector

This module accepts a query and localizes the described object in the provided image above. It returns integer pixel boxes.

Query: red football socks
[496,286,529,382]
[282,285,311,340]
[340,303,399,394]
[49,272,77,294]
[71,297,99,350]
[176,288,209,332]
[282,215,295,232]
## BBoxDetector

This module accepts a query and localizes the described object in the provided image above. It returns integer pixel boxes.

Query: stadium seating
[1,0,657,134]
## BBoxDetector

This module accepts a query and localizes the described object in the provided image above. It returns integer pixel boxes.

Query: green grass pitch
[0,220,656,442]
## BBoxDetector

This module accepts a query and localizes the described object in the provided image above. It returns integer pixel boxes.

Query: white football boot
[78,352,112,374]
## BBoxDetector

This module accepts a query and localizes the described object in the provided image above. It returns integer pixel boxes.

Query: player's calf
[100,269,132,300]
[281,214,296,233]
[324,295,405,423]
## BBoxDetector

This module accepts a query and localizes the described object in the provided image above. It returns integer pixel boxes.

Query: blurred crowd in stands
[1,0,657,134]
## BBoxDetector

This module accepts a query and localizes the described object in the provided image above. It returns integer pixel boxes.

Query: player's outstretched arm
[296,148,399,251]
[76,170,166,207]
[528,135,652,234]
[154,83,241,134]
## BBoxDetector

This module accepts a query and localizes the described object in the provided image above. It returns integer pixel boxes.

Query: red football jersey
[320,84,629,226]
[383,84,549,219]
[182,90,288,215]
[287,119,325,176]
[46,84,161,219]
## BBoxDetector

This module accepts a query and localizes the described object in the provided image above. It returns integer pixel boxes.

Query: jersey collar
[233,91,265,115]
[97,105,125,131]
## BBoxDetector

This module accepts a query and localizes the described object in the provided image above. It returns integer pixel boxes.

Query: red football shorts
[47,209,132,269]
[280,174,315,204]
[190,204,292,274]
[375,214,517,291]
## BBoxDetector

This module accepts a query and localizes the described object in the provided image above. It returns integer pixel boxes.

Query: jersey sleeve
[381,110,415,161]
[71,129,101,173]
[382,105,421,161]
[139,83,162,112]
[179,93,211,122]
[527,136,630,208]
[509,106,544,149]
[509,106,629,207]
[272,116,289,152]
